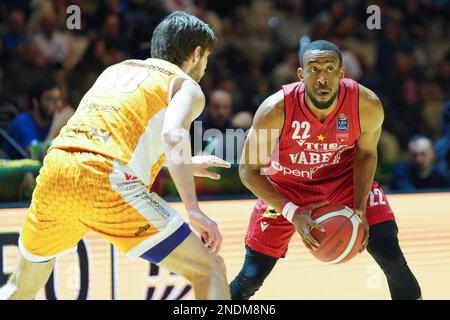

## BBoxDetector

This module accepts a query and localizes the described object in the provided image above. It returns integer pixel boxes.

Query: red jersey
[266,78,362,207]
[245,79,395,258]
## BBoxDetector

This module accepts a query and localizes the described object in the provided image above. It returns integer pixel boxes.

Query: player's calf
[188,254,228,292]
[367,235,422,300]
[156,232,230,299]
[0,255,55,300]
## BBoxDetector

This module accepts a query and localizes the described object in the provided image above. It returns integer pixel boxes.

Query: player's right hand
[188,209,223,255]
[292,201,329,251]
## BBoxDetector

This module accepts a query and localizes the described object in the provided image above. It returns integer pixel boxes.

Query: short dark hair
[29,77,59,107]
[299,37,342,67]
[151,11,217,66]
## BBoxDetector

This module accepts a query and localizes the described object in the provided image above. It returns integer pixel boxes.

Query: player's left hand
[355,209,369,253]
[191,155,231,180]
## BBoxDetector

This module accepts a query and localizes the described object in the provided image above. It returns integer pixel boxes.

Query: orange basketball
[309,204,364,264]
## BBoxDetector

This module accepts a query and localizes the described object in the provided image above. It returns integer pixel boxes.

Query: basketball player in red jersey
[230,39,422,300]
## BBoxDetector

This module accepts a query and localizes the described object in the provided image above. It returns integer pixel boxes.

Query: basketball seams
[314,209,352,260]
[313,206,359,264]
[328,213,359,264]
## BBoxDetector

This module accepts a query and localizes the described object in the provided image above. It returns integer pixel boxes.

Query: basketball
[309,204,365,264]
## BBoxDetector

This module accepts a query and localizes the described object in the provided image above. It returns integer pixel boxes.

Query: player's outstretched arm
[162,79,222,254]
[354,84,384,252]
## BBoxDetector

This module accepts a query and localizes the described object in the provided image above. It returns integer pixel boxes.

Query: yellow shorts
[19,148,190,263]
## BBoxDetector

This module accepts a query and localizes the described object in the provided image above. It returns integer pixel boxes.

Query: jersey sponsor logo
[62,123,111,144]
[325,239,344,258]
[134,223,151,236]
[136,191,172,219]
[271,161,312,179]
[298,142,340,152]
[124,173,138,181]
[337,113,349,131]
[336,132,350,143]
[262,206,280,219]
[288,142,340,165]
[273,143,355,179]
[260,221,270,232]
[84,100,121,113]
[289,151,334,165]
[109,163,143,191]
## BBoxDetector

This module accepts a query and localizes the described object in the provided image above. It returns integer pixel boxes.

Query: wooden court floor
[172,193,450,300]
[1,193,449,299]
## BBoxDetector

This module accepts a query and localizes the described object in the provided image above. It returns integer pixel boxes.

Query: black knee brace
[230,245,278,300]
[367,222,422,300]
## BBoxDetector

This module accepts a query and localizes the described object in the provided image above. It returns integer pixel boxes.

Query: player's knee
[367,240,406,274]
[367,241,403,276]
[230,266,266,300]
[240,267,266,290]
[208,254,227,277]
[190,254,227,283]
[380,252,407,275]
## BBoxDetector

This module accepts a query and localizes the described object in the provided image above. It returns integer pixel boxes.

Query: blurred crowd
[0,0,449,196]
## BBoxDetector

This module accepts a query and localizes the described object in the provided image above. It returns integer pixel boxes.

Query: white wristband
[281,201,299,223]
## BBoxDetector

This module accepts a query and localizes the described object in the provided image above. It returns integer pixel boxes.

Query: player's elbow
[356,147,377,159]
[239,163,256,185]
[238,163,248,181]
[161,128,190,148]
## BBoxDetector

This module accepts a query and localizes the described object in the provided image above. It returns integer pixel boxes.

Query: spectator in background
[310,11,332,40]
[122,0,167,59]
[64,16,90,71]
[383,50,427,147]
[390,135,449,191]
[272,0,309,51]
[402,0,427,41]
[271,49,299,89]
[376,19,413,75]
[2,41,50,107]
[1,10,27,58]
[101,13,126,50]
[192,90,243,163]
[435,52,450,101]
[3,78,74,160]
[434,101,450,183]
[329,0,357,39]
[329,35,362,81]
[32,10,69,67]
[194,0,224,47]
[203,90,235,132]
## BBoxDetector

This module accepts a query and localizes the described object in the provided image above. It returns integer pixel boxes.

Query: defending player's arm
[354,85,384,252]
[162,79,222,254]
[162,155,231,180]
[239,90,327,250]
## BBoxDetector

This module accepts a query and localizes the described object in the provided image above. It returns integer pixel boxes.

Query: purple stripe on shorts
[140,223,191,263]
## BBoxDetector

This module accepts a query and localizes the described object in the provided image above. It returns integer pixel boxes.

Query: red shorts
[245,181,395,258]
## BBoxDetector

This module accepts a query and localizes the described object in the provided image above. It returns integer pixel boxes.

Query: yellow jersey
[51,58,195,187]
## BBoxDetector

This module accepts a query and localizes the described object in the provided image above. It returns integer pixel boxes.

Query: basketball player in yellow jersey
[0,11,231,300]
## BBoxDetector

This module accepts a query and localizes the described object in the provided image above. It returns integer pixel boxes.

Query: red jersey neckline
[297,81,347,128]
